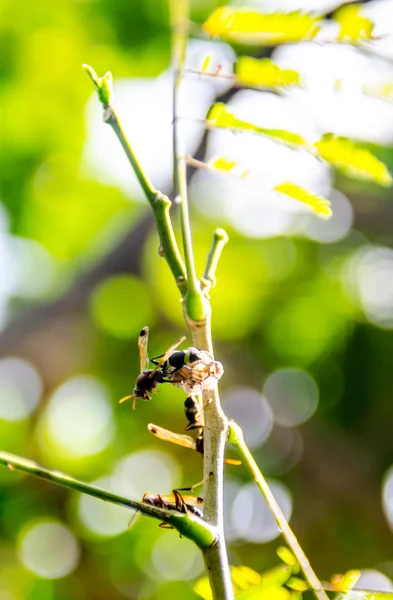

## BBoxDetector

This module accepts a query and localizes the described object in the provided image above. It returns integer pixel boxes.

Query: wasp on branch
[120,326,224,409]
[128,488,204,530]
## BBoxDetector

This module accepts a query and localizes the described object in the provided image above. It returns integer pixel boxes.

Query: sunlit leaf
[365,82,393,102]
[331,570,361,591]
[286,577,308,592]
[274,182,332,218]
[206,103,307,148]
[289,593,303,600]
[256,565,293,589]
[314,133,392,186]
[236,585,290,600]
[334,4,374,43]
[194,575,212,600]
[211,157,238,172]
[276,547,299,570]
[203,7,321,45]
[232,566,261,594]
[236,57,301,89]
[201,55,211,72]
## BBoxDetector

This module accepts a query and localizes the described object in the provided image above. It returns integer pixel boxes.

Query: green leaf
[286,577,308,592]
[232,566,262,594]
[236,57,301,89]
[206,103,307,148]
[194,576,212,600]
[276,547,299,570]
[203,7,321,45]
[334,4,374,43]
[83,64,113,107]
[211,157,239,172]
[194,565,262,600]
[314,133,392,186]
[274,182,332,218]
[330,570,361,592]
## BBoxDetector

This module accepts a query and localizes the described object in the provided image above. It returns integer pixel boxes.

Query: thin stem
[0,451,216,550]
[202,229,229,293]
[228,422,329,600]
[83,65,187,296]
[105,106,187,295]
[185,306,234,600]
[171,0,206,322]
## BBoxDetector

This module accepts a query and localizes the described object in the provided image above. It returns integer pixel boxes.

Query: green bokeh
[90,274,154,339]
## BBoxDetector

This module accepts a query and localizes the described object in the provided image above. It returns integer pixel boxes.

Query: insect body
[157,348,224,396]
[142,489,204,519]
[128,489,204,530]
[184,395,204,430]
[121,327,223,409]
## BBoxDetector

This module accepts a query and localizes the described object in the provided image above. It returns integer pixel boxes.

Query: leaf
[206,103,307,148]
[232,566,262,594]
[314,133,392,186]
[286,577,308,592]
[276,547,299,570]
[211,157,239,172]
[274,182,332,218]
[364,82,393,102]
[331,570,361,591]
[203,7,321,45]
[236,57,301,89]
[194,565,261,600]
[194,576,212,600]
[236,585,291,600]
[334,5,374,43]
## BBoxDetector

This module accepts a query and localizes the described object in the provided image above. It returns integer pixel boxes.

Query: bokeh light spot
[264,368,319,427]
[90,274,154,338]
[78,477,130,538]
[231,481,292,543]
[343,246,393,329]
[112,450,180,499]
[222,386,273,448]
[151,534,204,581]
[19,521,80,579]
[38,376,114,458]
[0,358,42,422]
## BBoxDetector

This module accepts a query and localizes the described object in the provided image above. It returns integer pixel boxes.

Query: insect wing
[149,336,186,376]
[148,423,197,451]
[138,326,149,373]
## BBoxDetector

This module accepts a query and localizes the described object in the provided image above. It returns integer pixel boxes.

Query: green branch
[171,0,206,322]
[202,228,229,293]
[83,64,187,297]
[228,422,329,600]
[0,451,216,550]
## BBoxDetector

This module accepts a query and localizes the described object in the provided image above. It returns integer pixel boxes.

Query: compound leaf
[314,134,392,186]
[236,57,301,89]
[274,182,332,218]
[203,7,321,45]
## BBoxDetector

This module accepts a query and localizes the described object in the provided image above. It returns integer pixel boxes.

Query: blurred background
[1,0,393,598]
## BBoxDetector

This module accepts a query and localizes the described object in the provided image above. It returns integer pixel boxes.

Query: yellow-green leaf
[194,576,212,600]
[203,7,321,45]
[365,82,393,101]
[334,4,374,43]
[276,547,299,570]
[211,157,238,172]
[274,182,332,218]
[331,569,360,591]
[232,566,261,594]
[236,586,290,600]
[206,103,307,148]
[314,133,392,186]
[236,57,301,89]
[286,577,308,592]
[194,565,262,600]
